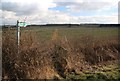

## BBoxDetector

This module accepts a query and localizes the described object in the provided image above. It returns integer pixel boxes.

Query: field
[21,27,119,39]
[2,26,120,80]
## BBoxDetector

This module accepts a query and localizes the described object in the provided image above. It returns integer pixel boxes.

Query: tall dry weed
[2,28,120,79]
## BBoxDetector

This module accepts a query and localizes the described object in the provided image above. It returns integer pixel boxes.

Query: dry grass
[2,28,120,80]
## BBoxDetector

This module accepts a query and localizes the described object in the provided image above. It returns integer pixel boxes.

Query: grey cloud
[1,2,39,16]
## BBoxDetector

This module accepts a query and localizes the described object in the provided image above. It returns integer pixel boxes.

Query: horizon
[1,23,120,26]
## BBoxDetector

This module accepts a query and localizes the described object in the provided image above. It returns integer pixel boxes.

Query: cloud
[2,2,39,16]
[1,0,56,16]
[27,10,118,24]
[54,1,117,12]
[2,11,18,25]
[53,0,119,2]
[1,0,119,25]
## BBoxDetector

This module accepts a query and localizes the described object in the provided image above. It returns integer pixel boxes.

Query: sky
[0,0,120,25]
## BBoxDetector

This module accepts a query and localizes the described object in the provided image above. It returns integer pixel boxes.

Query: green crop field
[20,27,119,40]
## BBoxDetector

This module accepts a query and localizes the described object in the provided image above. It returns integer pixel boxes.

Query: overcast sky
[0,0,120,25]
